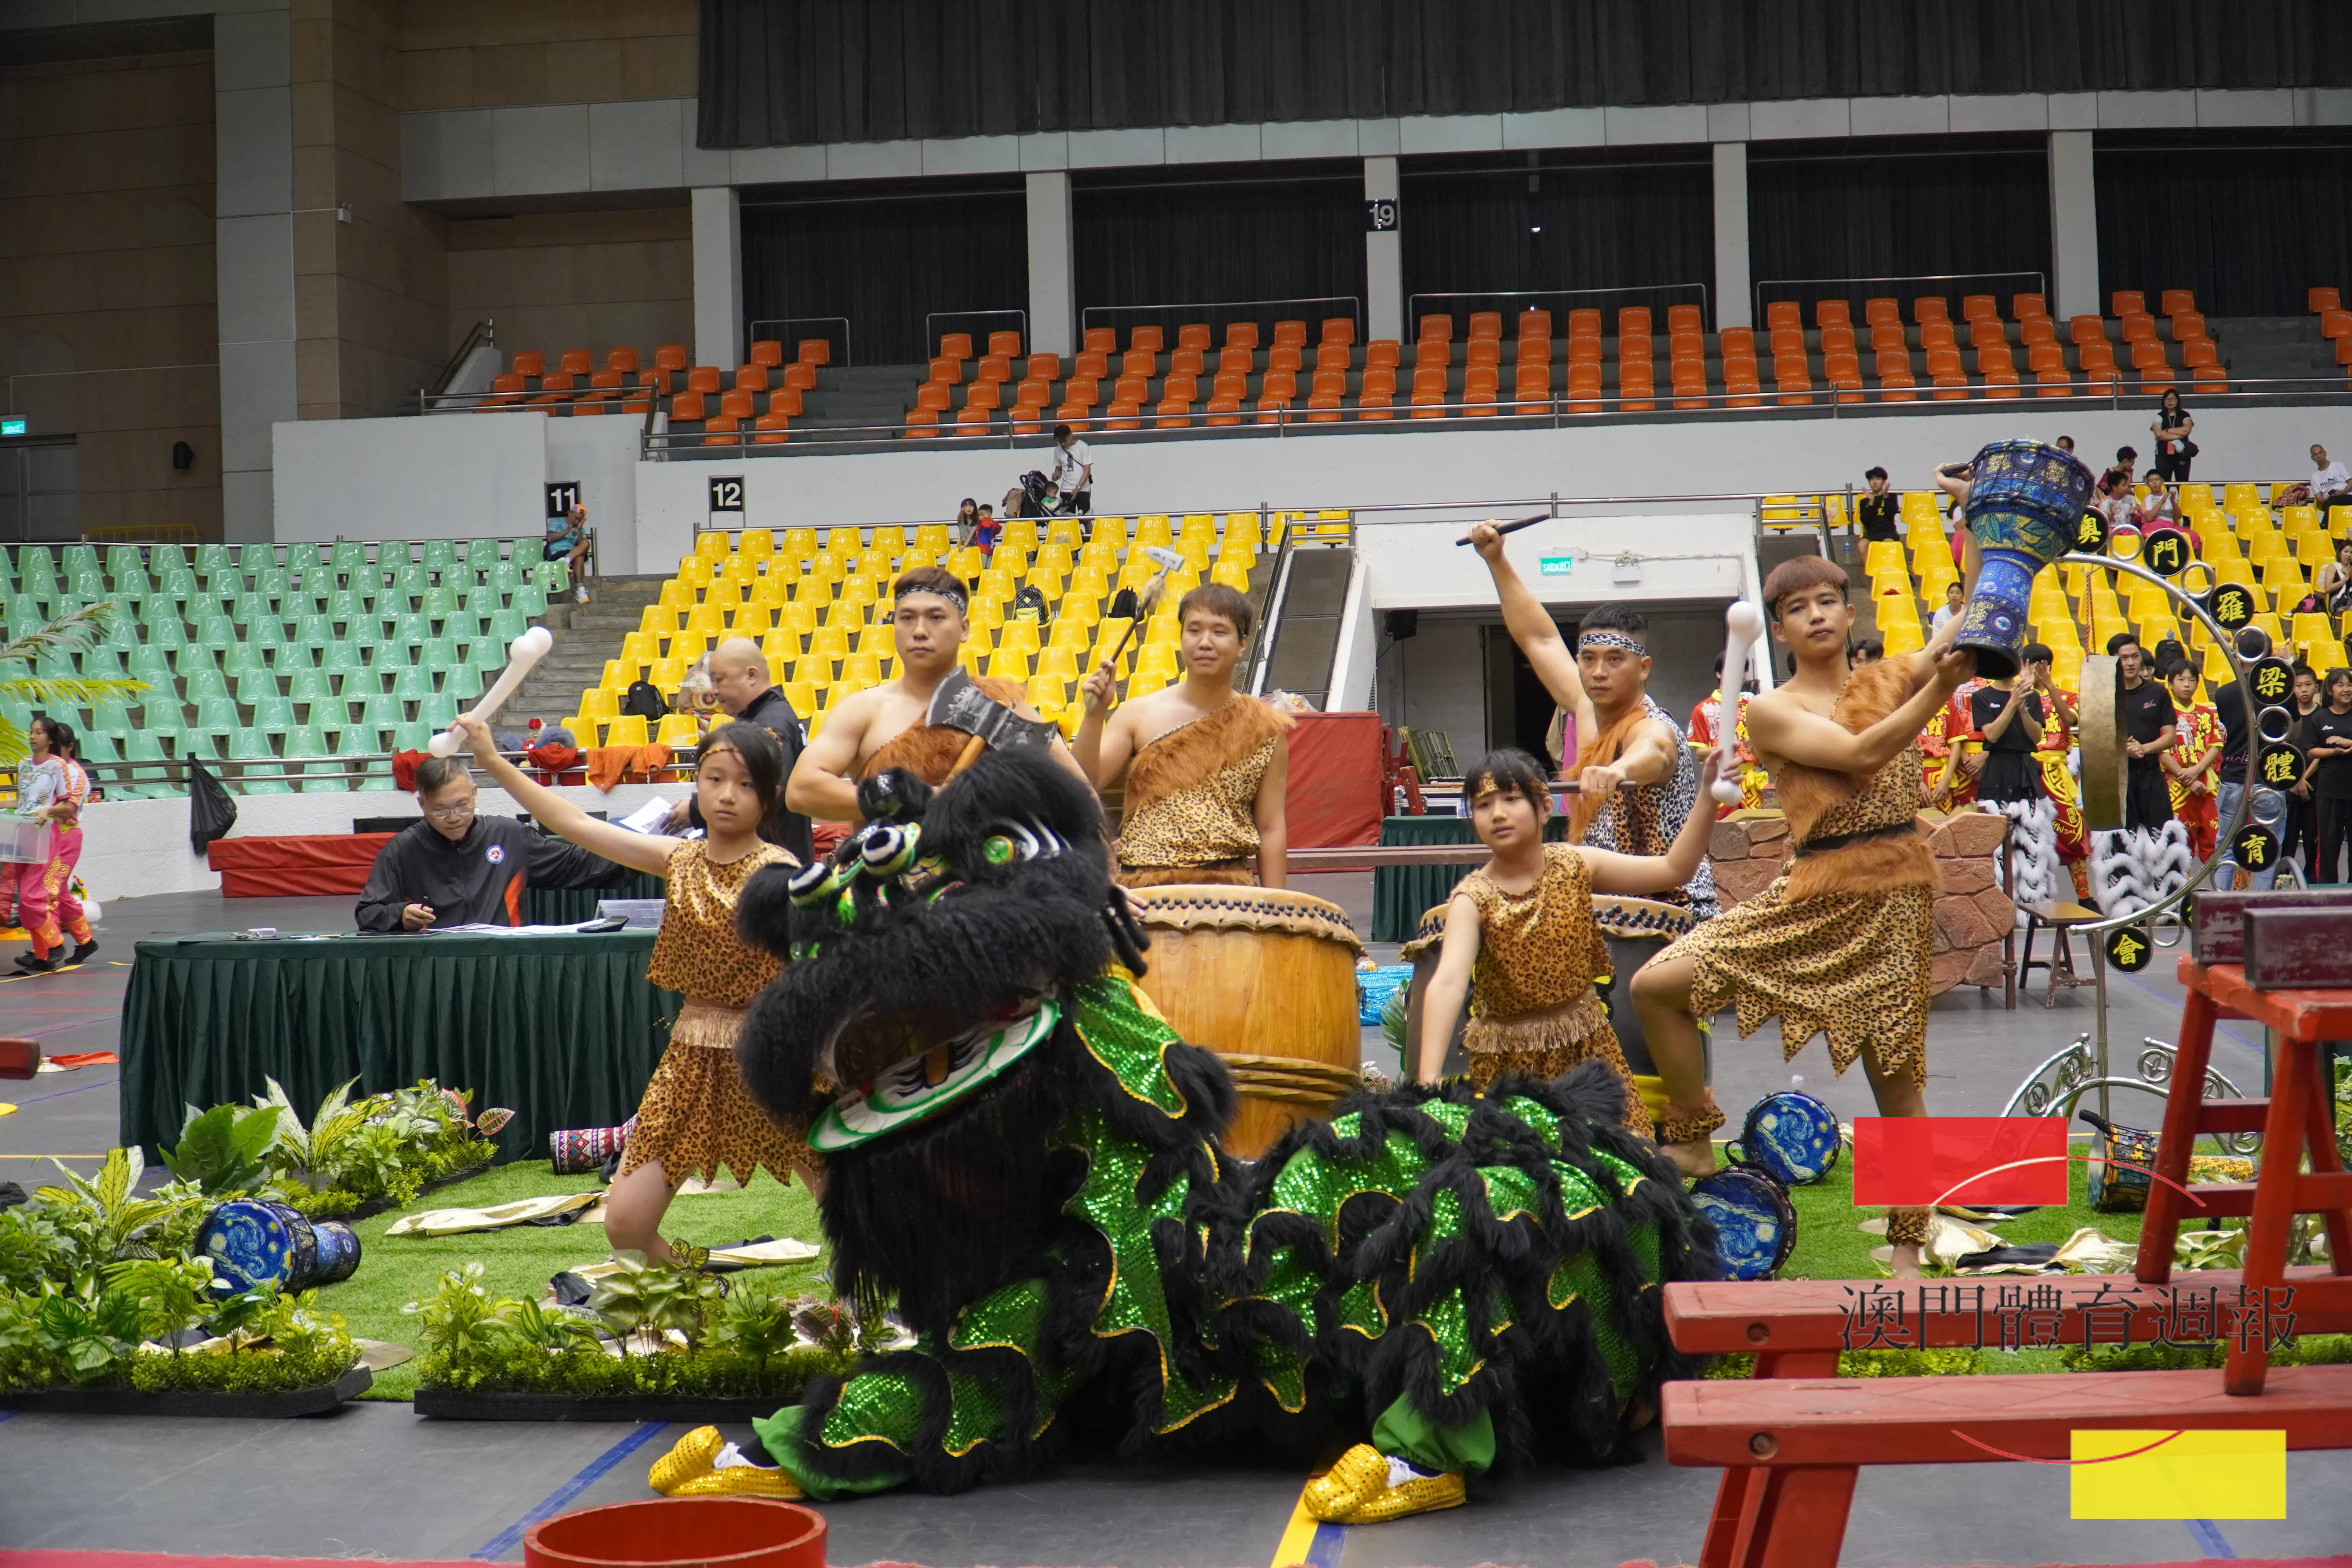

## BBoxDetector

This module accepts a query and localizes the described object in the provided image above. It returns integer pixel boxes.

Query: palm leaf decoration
[0,602,149,767]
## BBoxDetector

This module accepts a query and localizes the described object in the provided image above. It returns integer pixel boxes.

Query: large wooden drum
[1129,884,1365,1158]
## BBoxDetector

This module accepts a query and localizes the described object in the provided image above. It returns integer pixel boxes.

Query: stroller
[1003,470,1075,520]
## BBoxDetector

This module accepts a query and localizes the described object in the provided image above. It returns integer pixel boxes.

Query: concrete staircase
[509,574,666,733]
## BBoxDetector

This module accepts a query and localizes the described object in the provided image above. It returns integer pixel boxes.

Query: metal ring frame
[2051,548,2271,939]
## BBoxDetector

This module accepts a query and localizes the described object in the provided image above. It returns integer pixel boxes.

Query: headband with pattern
[895,579,969,613]
[1578,629,1644,655]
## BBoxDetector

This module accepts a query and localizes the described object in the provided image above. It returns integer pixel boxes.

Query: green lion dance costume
[648,751,1720,1523]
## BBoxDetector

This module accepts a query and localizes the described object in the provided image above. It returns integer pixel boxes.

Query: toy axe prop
[931,667,1061,780]
[1096,544,1188,686]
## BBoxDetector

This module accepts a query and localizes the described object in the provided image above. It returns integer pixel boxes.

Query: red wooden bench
[1658,954,2352,1568]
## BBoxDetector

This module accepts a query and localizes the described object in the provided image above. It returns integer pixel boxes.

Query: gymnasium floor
[2,883,2345,1566]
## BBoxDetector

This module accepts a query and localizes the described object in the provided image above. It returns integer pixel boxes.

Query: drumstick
[1454,514,1548,546]
[430,625,554,757]
[1710,601,1767,804]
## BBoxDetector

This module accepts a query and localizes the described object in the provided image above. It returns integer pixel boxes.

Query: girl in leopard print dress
[1412,748,1718,1133]
[457,714,820,1268]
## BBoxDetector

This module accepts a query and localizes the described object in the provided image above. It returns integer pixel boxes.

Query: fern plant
[0,603,147,766]
[33,1148,199,1268]
[253,1077,372,1186]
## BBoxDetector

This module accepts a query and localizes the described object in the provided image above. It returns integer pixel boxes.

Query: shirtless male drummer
[1073,582,1290,888]
[786,565,1089,817]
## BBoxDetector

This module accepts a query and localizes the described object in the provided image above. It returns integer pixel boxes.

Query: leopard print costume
[625,840,820,1188]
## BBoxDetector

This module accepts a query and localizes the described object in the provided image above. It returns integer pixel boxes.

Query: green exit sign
[1539,555,1574,576]
[0,417,24,437]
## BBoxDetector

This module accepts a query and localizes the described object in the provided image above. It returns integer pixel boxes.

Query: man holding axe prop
[1073,554,1290,887]
[788,566,1089,818]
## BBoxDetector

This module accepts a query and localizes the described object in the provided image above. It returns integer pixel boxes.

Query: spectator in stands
[2136,471,2181,531]
[1934,458,1973,570]
[1851,637,1884,665]
[1047,424,1094,515]
[356,754,628,931]
[2150,391,2196,482]
[2109,632,2177,831]
[2298,667,2352,883]
[662,636,811,863]
[2055,435,2077,457]
[973,502,1003,563]
[2114,446,2138,484]
[2098,469,2138,532]
[545,504,592,604]
[2316,536,2352,615]
[1856,466,1899,543]
[954,497,981,547]
[1930,581,1965,635]
[2283,444,2352,525]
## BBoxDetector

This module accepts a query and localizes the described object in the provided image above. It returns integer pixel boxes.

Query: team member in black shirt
[356,755,629,930]
[662,636,813,862]
[1857,466,1900,543]
[2298,667,2352,882]
[1968,671,2047,805]
[2109,634,2176,830]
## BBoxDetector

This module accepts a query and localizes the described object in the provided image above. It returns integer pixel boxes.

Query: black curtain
[701,0,2352,149]
[2098,141,2352,317]
[1400,153,1712,325]
[1747,142,2051,318]
[1073,167,1366,337]
[740,183,1027,367]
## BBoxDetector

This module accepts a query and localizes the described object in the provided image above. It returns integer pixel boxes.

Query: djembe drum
[1129,885,1365,1158]
[1957,439,2098,680]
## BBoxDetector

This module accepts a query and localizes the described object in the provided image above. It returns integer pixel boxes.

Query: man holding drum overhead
[1072,582,1290,887]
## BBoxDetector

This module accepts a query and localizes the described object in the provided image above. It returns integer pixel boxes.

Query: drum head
[1732,1091,1842,1187]
[1689,1167,1797,1281]
[1130,884,1363,954]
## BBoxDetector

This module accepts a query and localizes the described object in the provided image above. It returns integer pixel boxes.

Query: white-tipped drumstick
[429,625,554,757]
[1711,601,1766,804]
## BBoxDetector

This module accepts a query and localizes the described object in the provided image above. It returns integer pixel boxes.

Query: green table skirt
[522,869,665,926]
[119,931,683,1164]
[1369,815,1566,943]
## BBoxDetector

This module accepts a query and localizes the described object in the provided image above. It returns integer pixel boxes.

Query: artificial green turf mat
[316,1163,828,1400]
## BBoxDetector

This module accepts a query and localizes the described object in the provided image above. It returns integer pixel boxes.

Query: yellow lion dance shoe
[1302,1443,1465,1524]
[648,1425,726,1494]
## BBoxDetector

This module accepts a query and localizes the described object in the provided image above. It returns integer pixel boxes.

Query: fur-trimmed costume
[724,750,1718,1505]
[1114,696,1289,887]
[859,675,1034,784]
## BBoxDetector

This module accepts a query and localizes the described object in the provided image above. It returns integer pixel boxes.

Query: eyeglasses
[425,800,476,821]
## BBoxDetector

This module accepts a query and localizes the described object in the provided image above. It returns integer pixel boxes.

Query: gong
[2078,653,2127,832]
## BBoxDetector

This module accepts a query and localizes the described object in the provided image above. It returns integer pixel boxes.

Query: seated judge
[356,754,630,931]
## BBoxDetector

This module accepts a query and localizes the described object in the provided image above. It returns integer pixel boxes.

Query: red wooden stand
[2136,958,2352,1394]
[1660,956,2352,1568]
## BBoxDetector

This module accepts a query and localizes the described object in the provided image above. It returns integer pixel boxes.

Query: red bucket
[524,1497,827,1568]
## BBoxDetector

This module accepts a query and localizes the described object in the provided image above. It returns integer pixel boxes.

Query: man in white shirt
[2287,444,2352,521]
[1047,424,1093,516]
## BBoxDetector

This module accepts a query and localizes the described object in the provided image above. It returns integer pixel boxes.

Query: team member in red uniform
[2162,657,2224,862]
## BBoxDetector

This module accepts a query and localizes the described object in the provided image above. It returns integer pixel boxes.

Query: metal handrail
[1753,269,2048,326]
[923,309,1030,359]
[747,317,852,368]
[637,372,2352,458]
[2,746,665,797]
[1079,295,1363,340]
[428,319,496,399]
[1407,283,1711,334]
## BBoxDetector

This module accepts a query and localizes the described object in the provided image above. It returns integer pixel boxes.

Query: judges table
[1368,815,1567,942]
[119,929,681,1163]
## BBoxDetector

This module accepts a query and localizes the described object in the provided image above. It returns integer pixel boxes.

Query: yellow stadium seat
[737,529,773,559]
[647,654,688,686]
[841,652,883,687]
[1045,517,1086,547]
[2293,612,2335,652]
[681,602,724,639]
[826,526,863,556]
[2310,639,2348,671]
[782,679,816,713]
[603,713,651,747]
[1210,559,1252,592]
[1180,512,1216,543]
[837,577,880,611]
[997,620,1041,657]
[653,715,701,748]
[2224,482,2262,512]
[967,597,1005,632]
[772,601,815,638]
[871,525,906,557]
[807,625,849,661]
[1029,674,1071,710]
[945,546,984,577]
[1091,516,1131,549]
[914,523,952,554]
[764,655,787,688]
[1034,647,1079,682]
[1000,519,1040,555]
[578,688,620,721]
[984,648,1030,681]
[1134,515,1174,548]
[779,527,817,559]
[694,531,729,561]
[560,715,601,747]
[1863,541,1905,576]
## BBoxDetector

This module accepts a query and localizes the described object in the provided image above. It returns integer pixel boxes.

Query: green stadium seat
[17,554,57,599]
[197,615,236,647]
[286,667,331,704]
[190,695,238,736]
[221,642,263,678]
[156,561,197,596]
[510,582,548,617]
[327,590,368,622]
[293,612,333,645]
[246,617,284,650]
[486,559,522,596]
[234,668,277,705]
[420,635,460,671]
[173,644,217,677]
[77,648,124,681]
[421,584,457,619]
[121,729,176,796]
[250,693,294,731]
[255,566,289,598]
[104,545,141,580]
[390,610,431,645]
[145,613,186,650]
[9,594,41,624]
[391,719,432,752]
[321,641,365,675]
[422,540,458,573]
[285,721,330,759]
[392,665,434,702]
[389,563,429,604]
[73,728,118,773]
[235,543,274,573]
[193,544,231,577]
[370,642,412,673]
[229,729,291,793]
[60,543,96,573]
[71,570,106,599]
[464,636,504,671]
[83,697,135,734]
[128,646,174,690]
[487,608,528,642]
[416,691,457,729]
[330,541,365,575]
[99,617,138,651]
[356,692,402,731]
[35,652,75,682]
[0,693,30,733]
[442,662,483,701]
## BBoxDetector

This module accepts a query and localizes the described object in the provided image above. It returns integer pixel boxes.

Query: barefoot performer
[787,566,1089,811]
[1413,746,1719,1132]
[1630,556,1975,1276]
[1073,583,1290,887]
[452,713,818,1267]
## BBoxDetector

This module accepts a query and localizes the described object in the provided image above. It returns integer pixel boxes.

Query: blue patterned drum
[311,1219,361,1284]
[1726,1091,1842,1187]
[195,1199,320,1295]
[1688,1166,1797,1281]
[1958,439,2097,680]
